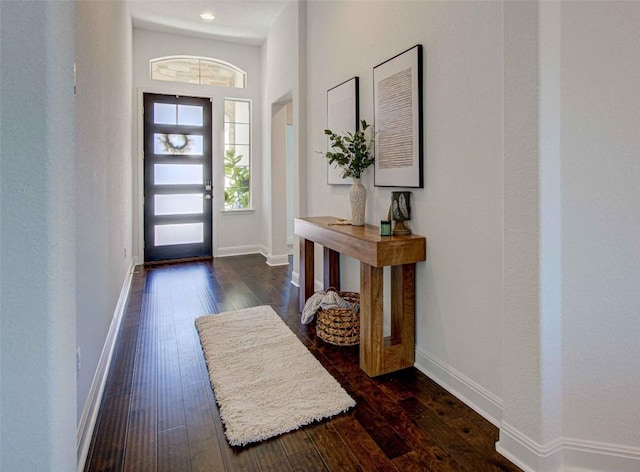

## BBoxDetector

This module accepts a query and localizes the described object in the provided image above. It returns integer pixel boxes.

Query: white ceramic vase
[349,178,367,226]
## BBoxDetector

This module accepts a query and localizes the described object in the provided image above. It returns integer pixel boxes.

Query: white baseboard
[216,244,264,258]
[216,245,289,266]
[497,423,640,472]
[76,262,135,472]
[561,439,640,472]
[289,271,323,292]
[497,421,563,472]
[266,253,290,266]
[414,346,503,427]
[415,349,640,471]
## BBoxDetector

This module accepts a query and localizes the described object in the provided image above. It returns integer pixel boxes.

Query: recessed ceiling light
[200,12,215,21]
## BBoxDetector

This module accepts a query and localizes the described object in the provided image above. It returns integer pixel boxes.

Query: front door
[143,93,213,263]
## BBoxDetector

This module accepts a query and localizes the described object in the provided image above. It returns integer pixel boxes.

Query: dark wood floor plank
[217,442,262,472]
[378,368,493,462]
[157,339,186,432]
[182,381,225,471]
[123,407,157,472]
[104,327,138,397]
[176,332,209,387]
[280,429,328,472]
[351,395,412,460]
[279,427,317,456]
[401,396,507,472]
[158,426,190,472]
[330,414,399,472]
[85,255,521,472]
[375,368,427,402]
[253,438,295,472]
[412,374,473,421]
[84,392,130,472]
[306,423,362,472]
[392,451,439,472]
[330,366,466,472]
[123,290,158,472]
[287,449,329,472]
[449,415,521,472]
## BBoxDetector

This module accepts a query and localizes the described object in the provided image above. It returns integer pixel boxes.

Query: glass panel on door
[153,133,204,155]
[154,194,204,216]
[154,223,204,246]
[154,164,203,185]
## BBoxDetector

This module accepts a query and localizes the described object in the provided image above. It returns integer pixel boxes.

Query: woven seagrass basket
[316,289,360,346]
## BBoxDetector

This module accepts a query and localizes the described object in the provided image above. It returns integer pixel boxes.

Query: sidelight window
[223,99,251,210]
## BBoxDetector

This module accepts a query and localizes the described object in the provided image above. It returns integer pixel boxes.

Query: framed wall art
[326,76,359,185]
[373,45,423,188]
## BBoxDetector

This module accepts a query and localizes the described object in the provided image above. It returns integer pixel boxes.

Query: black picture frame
[373,45,423,188]
[326,77,359,185]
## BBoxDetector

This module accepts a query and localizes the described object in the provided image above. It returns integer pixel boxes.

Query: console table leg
[299,238,315,312]
[323,247,340,290]
[359,263,384,376]
[391,264,416,368]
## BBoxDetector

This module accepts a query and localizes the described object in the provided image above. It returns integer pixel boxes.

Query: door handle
[204,194,212,200]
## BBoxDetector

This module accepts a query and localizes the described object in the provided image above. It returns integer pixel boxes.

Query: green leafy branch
[224,148,250,210]
[323,119,375,179]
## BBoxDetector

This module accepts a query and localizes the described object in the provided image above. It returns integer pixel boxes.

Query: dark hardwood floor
[84,254,520,472]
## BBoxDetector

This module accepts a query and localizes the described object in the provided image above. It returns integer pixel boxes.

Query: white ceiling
[129,0,292,45]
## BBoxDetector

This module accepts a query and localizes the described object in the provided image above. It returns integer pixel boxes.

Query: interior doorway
[286,122,294,253]
[268,100,294,265]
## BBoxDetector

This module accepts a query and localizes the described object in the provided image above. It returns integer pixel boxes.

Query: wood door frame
[135,87,218,265]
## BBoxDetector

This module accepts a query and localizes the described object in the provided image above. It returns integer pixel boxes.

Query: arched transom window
[150,56,246,88]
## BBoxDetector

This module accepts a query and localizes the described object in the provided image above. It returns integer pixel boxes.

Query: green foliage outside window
[224,148,250,210]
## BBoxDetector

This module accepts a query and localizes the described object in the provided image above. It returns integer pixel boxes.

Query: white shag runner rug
[195,305,355,446]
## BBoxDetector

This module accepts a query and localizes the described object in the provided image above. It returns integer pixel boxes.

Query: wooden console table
[294,216,426,377]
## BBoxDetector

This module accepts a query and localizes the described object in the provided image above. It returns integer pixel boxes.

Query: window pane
[199,60,245,88]
[199,63,234,87]
[150,57,246,88]
[154,194,203,216]
[154,103,177,125]
[224,100,250,123]
[177,105,203,126]
[224,191,250,210]
[225,123,250,145]
[154,164,203,185]
[155,223,203,246]
[154,134,203,155]
[225,145,250,166]
[151,58,200,84]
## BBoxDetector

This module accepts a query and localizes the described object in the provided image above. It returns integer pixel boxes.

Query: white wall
[500,2,640,471]
[305,2,640,471]
[499,3,564,469]
[306,0,504,416]
[561,0,640,459]
[0,1,77,470]
[74,1,134,465]
[133,29,263,258]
